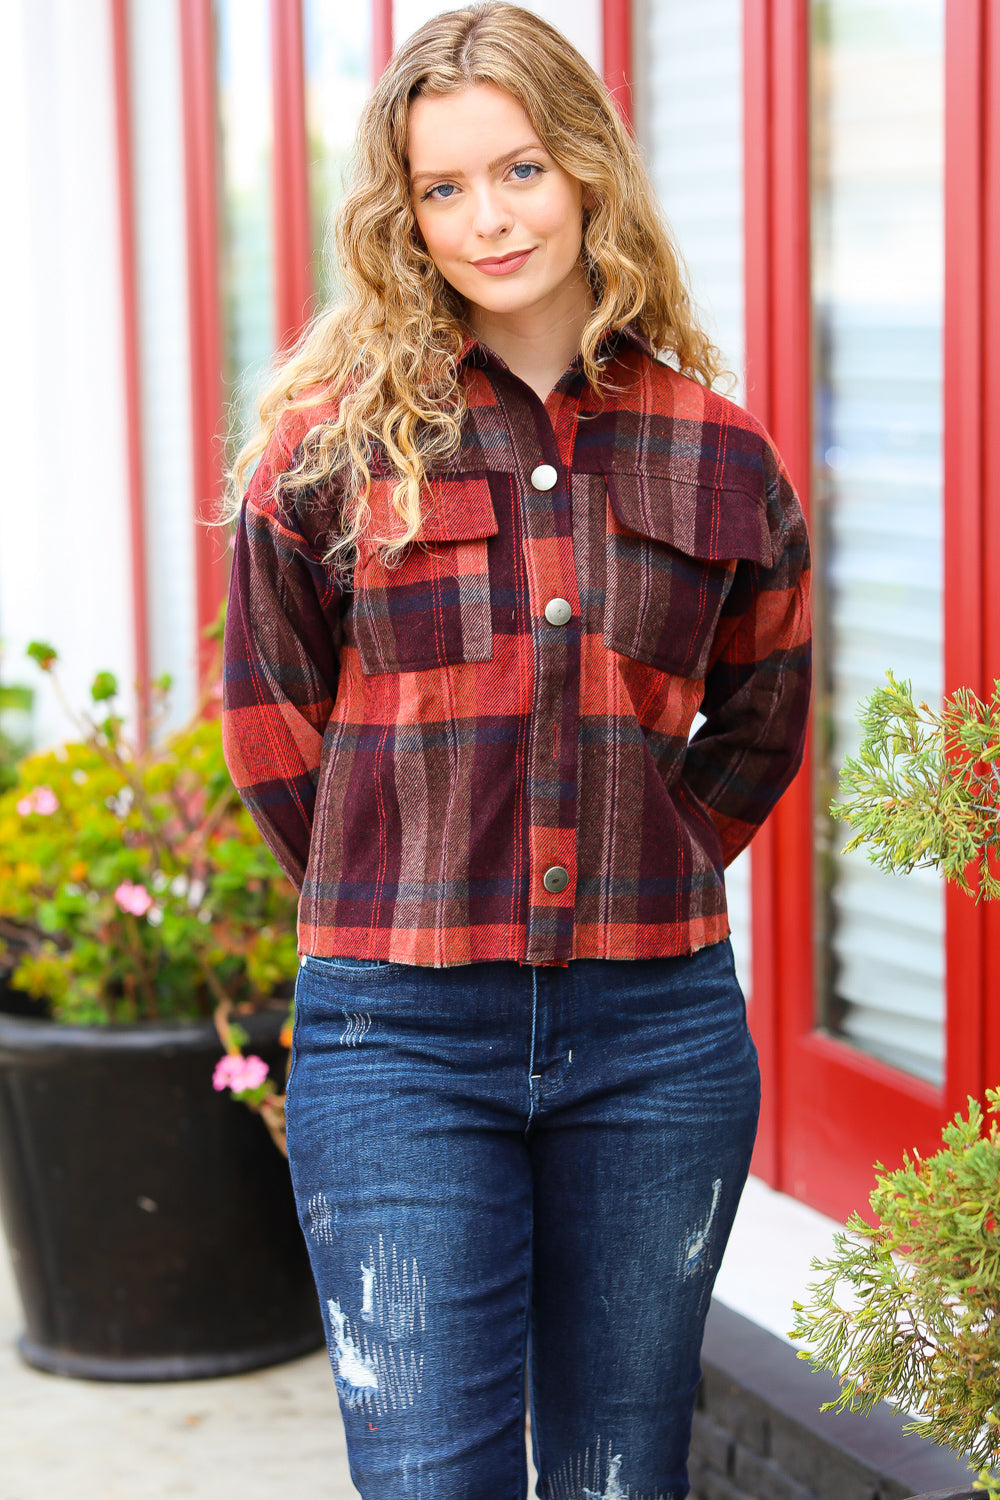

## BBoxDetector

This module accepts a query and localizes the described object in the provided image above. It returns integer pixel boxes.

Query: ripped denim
[285,941,760,1500]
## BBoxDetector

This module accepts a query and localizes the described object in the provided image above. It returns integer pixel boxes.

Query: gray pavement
[0,1246,541,1499]
[0,1245,358,1499]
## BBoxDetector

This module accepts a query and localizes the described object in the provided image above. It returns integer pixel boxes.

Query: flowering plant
[213,999,292,1156]
[0,637,298,1027]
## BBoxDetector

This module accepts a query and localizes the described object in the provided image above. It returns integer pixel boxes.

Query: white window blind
[811,0,945,1084]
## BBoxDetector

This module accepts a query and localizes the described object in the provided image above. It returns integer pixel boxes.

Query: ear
[582,185,597,212]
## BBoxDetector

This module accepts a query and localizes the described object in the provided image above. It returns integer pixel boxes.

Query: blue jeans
[285,940,760,1500]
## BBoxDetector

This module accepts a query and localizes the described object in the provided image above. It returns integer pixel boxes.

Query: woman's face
[408,83,590,335]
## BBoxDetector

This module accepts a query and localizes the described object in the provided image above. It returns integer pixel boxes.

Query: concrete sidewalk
[0,1246,356,1499]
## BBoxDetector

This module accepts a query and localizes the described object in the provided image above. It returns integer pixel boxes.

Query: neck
[467,272,595,402]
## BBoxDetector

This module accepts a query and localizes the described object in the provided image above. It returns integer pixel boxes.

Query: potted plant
[0,634,321,1380]
[0,644,32,794]
[790,673,1000,1499]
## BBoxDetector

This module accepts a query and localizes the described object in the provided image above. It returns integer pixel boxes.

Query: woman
[222,6,811,1497]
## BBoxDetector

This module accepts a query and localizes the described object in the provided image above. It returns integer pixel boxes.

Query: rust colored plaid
[223,330,811,966]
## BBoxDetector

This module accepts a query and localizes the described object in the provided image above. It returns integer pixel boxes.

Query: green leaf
[0,684,32,711]
[90,671,119,703]
[26,641,57,671]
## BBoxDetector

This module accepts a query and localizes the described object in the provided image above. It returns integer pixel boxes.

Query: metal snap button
[530,463,558,491]
[542,865,569,894]
[544,597,572,627]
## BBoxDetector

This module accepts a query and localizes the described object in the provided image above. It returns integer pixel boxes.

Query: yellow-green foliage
[0,651,297,1023]
[790,1092,1000,1495]
[835,672,1000,900]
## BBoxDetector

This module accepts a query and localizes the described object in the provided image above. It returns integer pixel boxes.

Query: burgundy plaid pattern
[223,330,811,966]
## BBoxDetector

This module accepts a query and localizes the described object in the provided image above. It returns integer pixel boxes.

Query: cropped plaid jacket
[222,328,811,967]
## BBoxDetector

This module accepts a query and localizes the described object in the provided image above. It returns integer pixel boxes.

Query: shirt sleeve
[681,442,812,866]
[222,430,342,891]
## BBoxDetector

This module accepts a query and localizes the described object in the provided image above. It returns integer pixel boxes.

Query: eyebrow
[409,141,546,188]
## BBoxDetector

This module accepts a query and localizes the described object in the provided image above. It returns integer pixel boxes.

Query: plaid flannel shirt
[223,328,811,966]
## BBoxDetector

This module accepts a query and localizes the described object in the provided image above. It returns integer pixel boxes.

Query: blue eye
[423,182,456,201]
[511,162,539,180]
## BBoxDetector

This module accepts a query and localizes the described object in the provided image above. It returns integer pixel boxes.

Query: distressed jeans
[284,939,760,1500]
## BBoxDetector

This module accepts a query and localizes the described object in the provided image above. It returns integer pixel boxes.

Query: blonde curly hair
[226,2,723,566]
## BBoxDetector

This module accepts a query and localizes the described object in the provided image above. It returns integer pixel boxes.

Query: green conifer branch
[833,672,1000,900]
[790,1092,1000,1493]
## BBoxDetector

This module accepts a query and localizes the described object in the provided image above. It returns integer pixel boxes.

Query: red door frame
[950,0,1000,1103]
[743,0,994,1222]
[742,0,817,1194]
[741,0,813,1188]
[984,4,1000,1096]
[944,0,987,1118]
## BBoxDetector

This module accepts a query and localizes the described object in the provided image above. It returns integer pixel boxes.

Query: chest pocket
[352,475,497,676]
[604,467,773,680]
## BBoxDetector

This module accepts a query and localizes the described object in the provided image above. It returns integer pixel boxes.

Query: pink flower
[114,880,153,916]
[212,1054,270,1093]
[16,785,59,817]
[212,1055,239,1090]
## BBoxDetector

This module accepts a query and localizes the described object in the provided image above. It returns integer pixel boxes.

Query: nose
[470,183,513,240]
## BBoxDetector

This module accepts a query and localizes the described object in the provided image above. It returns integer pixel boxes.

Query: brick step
[691,1302,978,1500]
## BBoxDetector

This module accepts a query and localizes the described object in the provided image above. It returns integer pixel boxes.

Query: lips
[471,248,535,275]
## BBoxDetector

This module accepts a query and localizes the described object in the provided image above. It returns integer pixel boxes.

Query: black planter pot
[0,1003,323,1381]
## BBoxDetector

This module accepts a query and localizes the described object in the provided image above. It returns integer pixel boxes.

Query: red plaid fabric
[223,329,811,966]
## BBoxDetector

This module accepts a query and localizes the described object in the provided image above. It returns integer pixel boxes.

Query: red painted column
[179,0,229,675]
[109,0,151,734]
[602,0,633,126]
[271,0,314,352]
[372,0,393,79]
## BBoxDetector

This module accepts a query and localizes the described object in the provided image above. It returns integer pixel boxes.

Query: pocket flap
[606,471,773,567]
[361,474,498,551]
[421,475,499,542]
